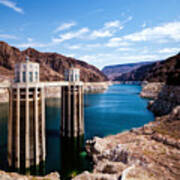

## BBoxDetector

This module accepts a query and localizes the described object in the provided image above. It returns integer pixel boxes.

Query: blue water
[84,84,154,139]
[0,84,154,179]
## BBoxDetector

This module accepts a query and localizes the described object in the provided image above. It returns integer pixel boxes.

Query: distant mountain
[114,53,180,85]
[0,41,108,82]
[102,61,154,80]
[114,62,159,82]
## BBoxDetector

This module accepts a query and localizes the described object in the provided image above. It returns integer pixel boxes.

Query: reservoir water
[0,84,154,179]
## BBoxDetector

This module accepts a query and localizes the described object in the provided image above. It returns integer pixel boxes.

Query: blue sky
[0,0,180,69]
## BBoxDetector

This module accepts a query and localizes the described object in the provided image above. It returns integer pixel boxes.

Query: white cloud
[106,21,180,48]
[127,16,133,22]
[52,17,132,43]
[106,37,131,47]
[54,22,76,33]
[116,47,134,52]
[142,22,147,28]
[0,0,24,14]
[158,48,180,54]
[124,21,180,42]
[78,53,159,69]
[67,44,82,50]
[78,54,105,66]
[27,37,33,42]
[89,19,126,39]
[15,42,48,48]
[86,43,101,48]
[104,20,123,29]
[52,28,89,43]
[90,30,113,38]
[0,33,17,39]
[65,54,76,58]
[66,43,101,50]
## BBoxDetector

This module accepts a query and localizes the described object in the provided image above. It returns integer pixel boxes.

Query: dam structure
[0,56,85,171]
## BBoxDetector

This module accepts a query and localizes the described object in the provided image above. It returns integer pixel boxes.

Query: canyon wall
[0,41,107,82]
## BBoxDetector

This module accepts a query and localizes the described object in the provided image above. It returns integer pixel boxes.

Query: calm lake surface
[0,84,154,179]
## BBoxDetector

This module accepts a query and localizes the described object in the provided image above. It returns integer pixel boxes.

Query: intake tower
[61,67,84,137]
[8,56,46,170]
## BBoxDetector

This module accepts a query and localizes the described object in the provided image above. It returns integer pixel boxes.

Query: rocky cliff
[102,61,154,81]
[141,83,180,116]
[0,41,107,82]
[0,171,60,180]
[114,62,159,82]
[114,53,180,84]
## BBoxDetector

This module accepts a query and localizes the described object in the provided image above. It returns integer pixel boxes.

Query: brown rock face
[140,82,165,99]
[141,83,180,116]
[0,41,108,82]
[114,53,180,85]
[102,61,154,81]
[0,171,60,180]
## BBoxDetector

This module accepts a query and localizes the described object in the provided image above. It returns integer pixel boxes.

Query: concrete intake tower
[8,57,46,170]
[61,67,84,138]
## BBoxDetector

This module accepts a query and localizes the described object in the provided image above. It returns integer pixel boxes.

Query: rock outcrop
[140,82,165,99]
[73,171,118,180]
[0,171,60,180]
[141,83,180,116]
[84,82,111,94]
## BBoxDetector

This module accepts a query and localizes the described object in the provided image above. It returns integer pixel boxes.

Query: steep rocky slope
[0,41,107,82]
[102,61,154,80]
[114,62,159,82]
[114,53,180,84]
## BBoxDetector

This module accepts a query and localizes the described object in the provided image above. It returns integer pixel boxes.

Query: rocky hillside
[144,53,180,85]
[102,61,154,80]
[0,41,108,82]
[114,53,180,84]
[114,61,160,82]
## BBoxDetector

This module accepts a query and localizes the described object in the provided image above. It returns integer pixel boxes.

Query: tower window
[23,72,26,82]
[35,72,38,81]
[29,72,33,82]
[71,74,74,81]
[16,72,20,82]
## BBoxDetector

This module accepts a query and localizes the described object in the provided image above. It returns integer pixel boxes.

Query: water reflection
[0,103,8,171]
[60,136,91,179]
[45,98,92,180]
[9,161,46,176]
